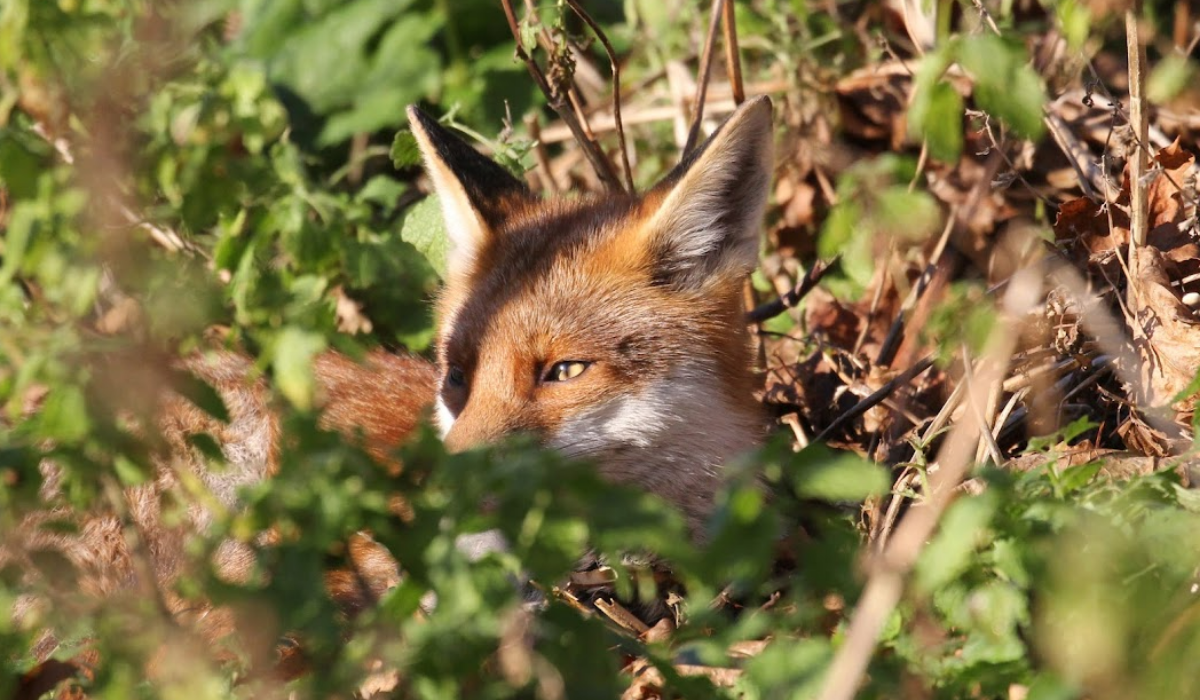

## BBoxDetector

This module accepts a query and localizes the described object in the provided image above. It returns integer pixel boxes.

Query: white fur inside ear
[424,167,486,276]
[408,118,489,276]
[646,99,773,285]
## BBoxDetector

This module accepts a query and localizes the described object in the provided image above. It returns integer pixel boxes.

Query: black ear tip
[737,95,773,124]
[745,94,772,110]
[406,105,435,134]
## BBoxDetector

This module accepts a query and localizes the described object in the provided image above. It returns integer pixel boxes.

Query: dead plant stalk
[815,266,1040,700]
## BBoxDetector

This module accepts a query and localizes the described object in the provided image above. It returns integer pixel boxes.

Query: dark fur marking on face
[442,196,642,364]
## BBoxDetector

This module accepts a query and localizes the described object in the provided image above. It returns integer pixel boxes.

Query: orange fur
[7,96,776,694]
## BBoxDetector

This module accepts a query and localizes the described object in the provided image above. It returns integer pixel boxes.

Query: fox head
[407,98,774,534]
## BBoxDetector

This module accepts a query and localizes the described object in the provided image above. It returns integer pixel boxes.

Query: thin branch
[499,0,622,191]
[811,356,936,445]
[683,0,727,156]
[524,113,560,193]
[1125,4,1149,254]
[816,266,1036,700]
[746,255,840,323]
[876,206,956,366]
[721,0,744,105]
[563,0,635,191]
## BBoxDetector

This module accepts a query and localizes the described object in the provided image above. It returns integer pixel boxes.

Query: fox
[5,95,774,694]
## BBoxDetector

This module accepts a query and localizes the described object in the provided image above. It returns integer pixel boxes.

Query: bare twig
[815,266,1039,700]
[563,0,635,191]
[961,344,1005,466]
[524,113,560,193]
[970,0,1002,36]
[812,356,936,445]
[746,256,840,323]
[1043,108,1101,200]
[499,0,622,190]
[876,207,955,366]
[683,0,728,156]
[1125,4,1149,254]
[31,120,198,256]
[537,81,793,143]
[1128,4,1147,254]
[721,0,744,105]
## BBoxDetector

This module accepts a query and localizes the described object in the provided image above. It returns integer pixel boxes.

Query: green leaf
[113,454,149,487]
[271,327,327,410]
[1026,673,1080,700]
[1055,0,1090,52]
[38,384,92,444]
[399,196,450,279]
[915,492,998,594]
[1057,460,1102,493]
[1147,54,1198,106]
[789,444,889,502]
[390,130,421,170]
[909,45,961,162]
[737,638,831,697]
[958,35,1046,141]
[914,82,964,162]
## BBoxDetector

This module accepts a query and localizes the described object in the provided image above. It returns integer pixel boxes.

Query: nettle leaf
[789,444,889,502]
[271,327,327,410]
[909,45,963,162]
[390,129,421,169]
[38,384,92,444]
[399,196,449,279]
[1055,0,1090,51]
[915,492,998,594]
[958,35,1046,141]
[1147,54,1197,104]
[915,82,963,162]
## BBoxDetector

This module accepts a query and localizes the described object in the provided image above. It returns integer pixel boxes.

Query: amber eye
[446,365,466,388]
[543,361,590,383]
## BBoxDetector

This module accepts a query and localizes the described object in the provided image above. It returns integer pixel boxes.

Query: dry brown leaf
[1145,138,1196,230]
[1053,196,1130,257]
[1131,246,1200,412]
[334,286,373,335]
[834,66,911,149]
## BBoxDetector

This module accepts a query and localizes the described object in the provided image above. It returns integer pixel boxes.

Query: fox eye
[446,365,466,388]
[543,360,590,383]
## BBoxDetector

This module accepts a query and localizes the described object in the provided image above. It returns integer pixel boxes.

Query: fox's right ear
[639,95,773,290]
[406,107,531,277]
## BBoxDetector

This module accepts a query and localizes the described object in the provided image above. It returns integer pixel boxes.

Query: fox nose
[441,403,509,454]
[441,399,542,454]
[441,425,476,454]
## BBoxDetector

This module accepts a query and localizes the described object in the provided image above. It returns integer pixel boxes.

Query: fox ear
[406,106,530,276]
[643,95,773,289]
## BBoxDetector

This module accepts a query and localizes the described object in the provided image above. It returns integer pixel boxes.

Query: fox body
[5,96,774,689]
[187,96,773,533]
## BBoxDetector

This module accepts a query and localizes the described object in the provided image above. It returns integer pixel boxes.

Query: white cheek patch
[548,364,714,456]
[434,396,456,438]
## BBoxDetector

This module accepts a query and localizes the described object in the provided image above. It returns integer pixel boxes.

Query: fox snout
[438,400,539,454]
